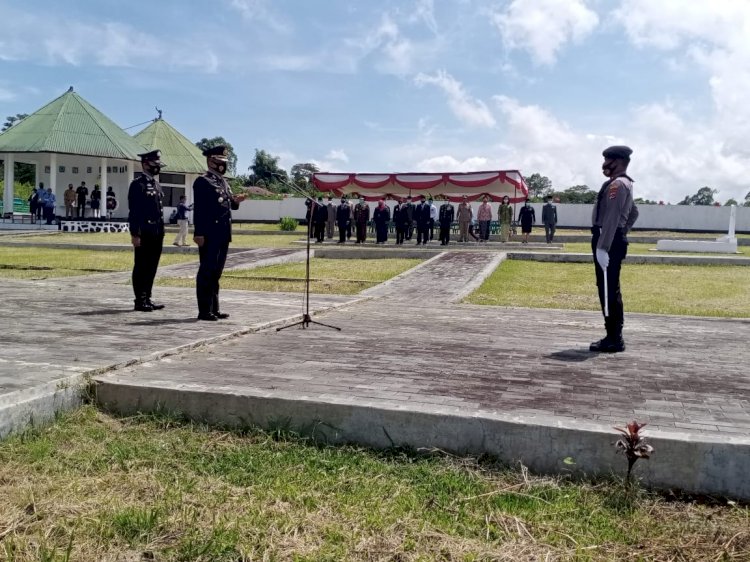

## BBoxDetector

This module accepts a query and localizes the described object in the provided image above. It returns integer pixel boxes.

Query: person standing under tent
[498,195,513,243]
[373,199,390,244]
[326,196,336,239]
[128,150,167,312]
[392,198,404,245]
[456,196,472,243]
[589,145,639,353]
[477,196,492,243]
[518,199,535,243]
[353,197,370,244]
[428,197,438,241]
[403,195,415,240]
[313,196,327,243]
[336,197,352,244]
[438,197,455,245]
[193,145,247,321]
[542,195,558,243]
[414,195,431,245]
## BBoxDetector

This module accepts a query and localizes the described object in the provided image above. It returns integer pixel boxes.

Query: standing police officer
[128,150,166,312]
[193,145,246,321]
[590,145,640,352]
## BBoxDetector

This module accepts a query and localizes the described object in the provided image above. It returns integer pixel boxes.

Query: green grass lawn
[0,407,747,561]
[158,258,422,295]
[466,260,750,317]
[562,242,750,257]
[0,247,197,279]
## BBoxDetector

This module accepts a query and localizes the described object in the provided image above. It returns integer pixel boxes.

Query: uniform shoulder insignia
[608,181,621,199]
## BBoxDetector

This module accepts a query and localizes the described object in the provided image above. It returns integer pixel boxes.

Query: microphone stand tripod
[274,176,341,332]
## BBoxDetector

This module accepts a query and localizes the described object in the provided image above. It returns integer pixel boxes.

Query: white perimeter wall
[222,198,750,232]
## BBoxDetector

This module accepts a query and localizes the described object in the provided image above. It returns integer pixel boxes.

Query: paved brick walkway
[0,278,355,403]
[96,300,750,440]
[362,251,505,302]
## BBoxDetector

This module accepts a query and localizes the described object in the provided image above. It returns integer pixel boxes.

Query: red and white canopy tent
[311,170,528,203]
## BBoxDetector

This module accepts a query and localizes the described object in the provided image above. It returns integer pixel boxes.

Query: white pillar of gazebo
[101,157,108,221]
[3,153,14,216]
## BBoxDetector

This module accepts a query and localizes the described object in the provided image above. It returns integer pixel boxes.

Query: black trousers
[429,219,435,240]
[439,221,451,244]
[197,235,230,316]
[416,224,429,244]
[406,223,413,240]
[396,225,405,244]
[356,222,367,243]
[338,223,347,242]
[132,232,164,301]
[314,222,325,242]
[592,227,628,339]
[545,223,556,242]
[77,201,86,218]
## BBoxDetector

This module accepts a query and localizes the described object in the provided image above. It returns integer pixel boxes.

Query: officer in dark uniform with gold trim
[128,149,166,312]
[193,145,247,321]
[590,145,639,352]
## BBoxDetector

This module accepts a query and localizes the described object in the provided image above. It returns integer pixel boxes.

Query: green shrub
[279,216,299,231]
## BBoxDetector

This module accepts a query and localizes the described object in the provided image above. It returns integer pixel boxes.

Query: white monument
[656,205,738,253]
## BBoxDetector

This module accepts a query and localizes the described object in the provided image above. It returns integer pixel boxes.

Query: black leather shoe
[589,337,626,353]
[589,337,609,352]
[148,300,165,310]
[197,313,218,321]
[214,312,230,319]
[134,301,153,312]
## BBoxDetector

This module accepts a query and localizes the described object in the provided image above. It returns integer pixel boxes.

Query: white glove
[596,248,609,269]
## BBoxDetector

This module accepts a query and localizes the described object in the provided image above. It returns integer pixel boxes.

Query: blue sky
[1,0,748,203]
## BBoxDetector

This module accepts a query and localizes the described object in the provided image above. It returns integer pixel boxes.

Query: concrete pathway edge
[0,297,366,440]
[94,381,750,500]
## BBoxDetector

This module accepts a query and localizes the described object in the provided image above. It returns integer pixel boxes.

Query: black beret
[137,150,165,167]
[202,145,229,160]
[602,145,633,159]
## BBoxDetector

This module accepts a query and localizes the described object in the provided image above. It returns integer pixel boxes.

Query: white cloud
[409,0,438,33]
[490,0,599,65]
[228,0,291,34]
[326,149,349,163]
[414,70,496,128]
[611,0,750,199]
[0,6,217,72]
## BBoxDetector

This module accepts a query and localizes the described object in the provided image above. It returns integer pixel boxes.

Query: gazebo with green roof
[133,117,206,208]
[0,87,147,219]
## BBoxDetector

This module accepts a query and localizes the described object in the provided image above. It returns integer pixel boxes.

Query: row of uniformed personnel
[127,145,246,320]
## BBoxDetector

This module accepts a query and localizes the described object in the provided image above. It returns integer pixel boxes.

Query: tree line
[523,173,750,207]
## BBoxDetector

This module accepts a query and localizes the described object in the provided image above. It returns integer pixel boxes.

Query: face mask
[602,161,617,176]
[146,164,161,176]
[525,203,530,207]
[359,200,364,205]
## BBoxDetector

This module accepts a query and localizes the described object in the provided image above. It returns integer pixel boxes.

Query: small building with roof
[0,87,147,220]
[132,116,206,209]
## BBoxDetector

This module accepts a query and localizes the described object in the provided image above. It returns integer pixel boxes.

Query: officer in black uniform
[128,150,166,312]
[193,145,247,321]
[590,145,640,352]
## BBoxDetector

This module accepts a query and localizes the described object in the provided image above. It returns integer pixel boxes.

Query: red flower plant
[614,421,655,482]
